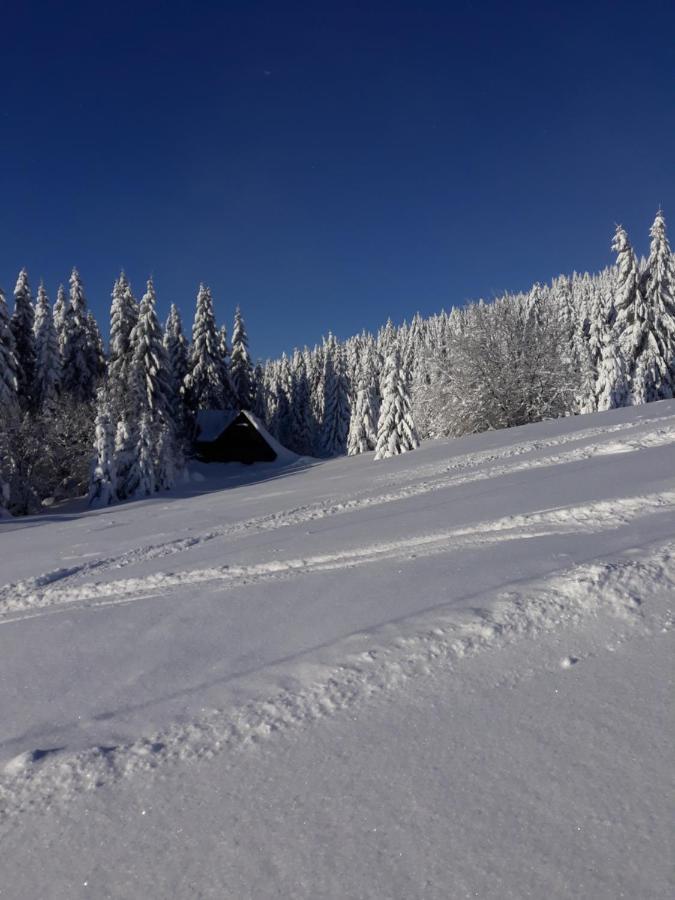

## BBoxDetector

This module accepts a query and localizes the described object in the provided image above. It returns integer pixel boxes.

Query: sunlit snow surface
[1,402,674,899]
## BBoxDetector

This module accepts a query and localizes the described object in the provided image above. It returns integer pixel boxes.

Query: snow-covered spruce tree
[636,210,675,400]
[113,413,138,500]
[108,272,138,412]
[53,284,68,352]
[88,389,117,507]
[230,306,253,410]
[0,288,19,415]
[252,362,267,422]
[374,344,419,460]
[132,411,156,497]
[596,225,638,409]
[347,341,379,455]
[184,285,229,412]
[33,282,61,413]
[164,303,189,386]
[126,279,177,490]
[319,337,350,457]
[163,303,190,456]
[288,349,314,455]
[0,289,20,513]
[129,279,173,422]
[61,268,100,403]
[10,269,36,410]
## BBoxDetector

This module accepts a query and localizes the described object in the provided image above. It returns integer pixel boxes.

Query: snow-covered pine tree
[33,282,61,413]
[0,288,19,415]
[164,303,189,390]
[184,284,229,411]
[127,279,177,489]
[637,210,675,400]
[347,341,379,455]
[163,303,190,455]
[132,411,156,497]
[10,269,36,410]
[230,306,253,409]
[374,344,419,460]
[288,349,313,455]
[108,272,138,411]
[61,268,99,402]
[113,413,138,500]
[252,362,267,422]
[319,336,350,457]
[88,389,117,507]
[53,284,68,353]
[129,279,173,421]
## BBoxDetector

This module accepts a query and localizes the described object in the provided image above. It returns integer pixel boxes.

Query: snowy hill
[1,402,674,899]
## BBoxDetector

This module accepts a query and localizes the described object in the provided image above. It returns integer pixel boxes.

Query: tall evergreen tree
[33,282,61,413]
[88,389,117,507]
[0,288,19,414]
[319,337,350,456]
[61,268,99,402]
[288,349,313,455]
[184,285,230,411]
[637,210,675,399]
[53,284,68,352]
[347,343,379,455]
[374,344,419,460]
[108,272,138,410]
[230,306,253,409]
[129,279,174,436]
[10,269,36,409]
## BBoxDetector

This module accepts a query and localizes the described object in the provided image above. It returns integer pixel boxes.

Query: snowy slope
[1,402,674,899]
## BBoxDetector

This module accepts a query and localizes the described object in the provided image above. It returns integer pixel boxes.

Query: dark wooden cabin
[194,410,278,464]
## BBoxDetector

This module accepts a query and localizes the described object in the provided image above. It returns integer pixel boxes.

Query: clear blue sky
[2,0,673,359]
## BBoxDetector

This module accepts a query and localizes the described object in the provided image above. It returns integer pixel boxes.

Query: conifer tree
[61,268,99,402]
[129,279,173,421]
[163,303,190,452]
[288,349,313,455]
[10,269,36,409]
[374,344,419,460]
[33,282,61,413]
[134,411,157,496]
[53,284,68,352]
[638,210,675,399]
[252,362,267,422]
[347,343,379,455]
[88,389,117,506]
[319,337,350,456]
[108,272,138,410]
[184,284,230,411]
[113,413,138,500]
[230,306,253,409]
[0,288,19,414]
[164,303,189,391]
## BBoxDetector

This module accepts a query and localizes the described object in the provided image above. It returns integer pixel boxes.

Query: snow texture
[0,402,674,899]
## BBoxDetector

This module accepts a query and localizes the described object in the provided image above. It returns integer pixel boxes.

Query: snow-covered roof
[195,409,298,463]
[195,409,239,442]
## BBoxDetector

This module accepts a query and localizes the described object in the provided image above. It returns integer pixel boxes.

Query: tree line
[0,210,673,515]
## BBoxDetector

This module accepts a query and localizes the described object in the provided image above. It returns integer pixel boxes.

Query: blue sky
[2,0,673,359]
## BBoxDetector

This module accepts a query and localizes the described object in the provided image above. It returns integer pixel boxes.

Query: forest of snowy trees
[1,210,674,516]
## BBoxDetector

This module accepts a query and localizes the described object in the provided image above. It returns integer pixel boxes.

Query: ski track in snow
[2,490,675,623]
[2,414,675,612]
[1,536,673,822]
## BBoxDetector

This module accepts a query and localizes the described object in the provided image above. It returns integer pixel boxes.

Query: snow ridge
[2,490,675,624]
[2,414,675,611]
[1,536,672,822]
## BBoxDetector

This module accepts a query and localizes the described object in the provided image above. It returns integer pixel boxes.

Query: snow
[1,402,674,898]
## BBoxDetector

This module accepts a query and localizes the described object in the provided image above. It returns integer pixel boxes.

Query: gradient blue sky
[2,0,673,359]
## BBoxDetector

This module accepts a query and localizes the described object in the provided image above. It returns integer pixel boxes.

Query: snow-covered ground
[1,402,674,899]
